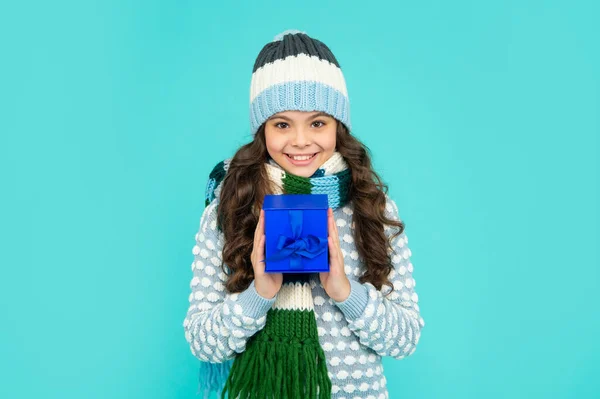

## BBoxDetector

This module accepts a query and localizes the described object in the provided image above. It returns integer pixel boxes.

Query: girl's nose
[292,129,311,147]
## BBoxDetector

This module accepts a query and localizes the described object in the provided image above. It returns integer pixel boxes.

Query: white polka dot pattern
[183,200,277,363]
[183,195,424,399]
[334,196,425,361]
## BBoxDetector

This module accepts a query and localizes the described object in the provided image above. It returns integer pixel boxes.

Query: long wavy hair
[217,120,405,296]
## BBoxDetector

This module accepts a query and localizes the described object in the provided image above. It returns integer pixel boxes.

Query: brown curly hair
[216,120,405,296]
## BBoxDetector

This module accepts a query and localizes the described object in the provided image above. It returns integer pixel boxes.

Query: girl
[183,30,425,399]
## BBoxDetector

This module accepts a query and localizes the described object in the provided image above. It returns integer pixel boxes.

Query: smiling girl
[183,30,425,399]
[266,111,337,177]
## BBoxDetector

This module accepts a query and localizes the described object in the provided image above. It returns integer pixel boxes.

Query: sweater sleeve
[182,199,277,363]
[332,196,425,359]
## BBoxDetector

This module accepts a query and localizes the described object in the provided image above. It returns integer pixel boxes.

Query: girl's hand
[251,209,283,299]
[320,208,351,302]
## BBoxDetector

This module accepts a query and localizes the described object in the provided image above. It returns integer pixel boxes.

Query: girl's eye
[274,120,325,129]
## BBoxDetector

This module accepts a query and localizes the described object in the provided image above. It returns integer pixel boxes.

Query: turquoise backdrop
[1,1,598,398]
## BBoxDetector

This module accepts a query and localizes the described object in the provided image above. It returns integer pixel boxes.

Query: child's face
[264,111,337,178]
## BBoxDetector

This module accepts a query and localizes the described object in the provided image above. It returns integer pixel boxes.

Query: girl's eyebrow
[269,112,331,121]
[269,114,293,121]
[309,112,331,120]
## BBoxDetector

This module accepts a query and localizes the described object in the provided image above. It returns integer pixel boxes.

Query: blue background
[1,1,598,398]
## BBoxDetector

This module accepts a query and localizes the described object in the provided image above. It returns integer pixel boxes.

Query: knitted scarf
[198,151,351,399]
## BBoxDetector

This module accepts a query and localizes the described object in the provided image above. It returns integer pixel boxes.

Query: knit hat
[249,29,351,135]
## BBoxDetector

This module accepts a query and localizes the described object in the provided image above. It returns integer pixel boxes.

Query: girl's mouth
[285,152,318,166]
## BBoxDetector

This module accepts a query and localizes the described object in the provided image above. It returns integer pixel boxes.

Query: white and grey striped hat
[249,29,351,135]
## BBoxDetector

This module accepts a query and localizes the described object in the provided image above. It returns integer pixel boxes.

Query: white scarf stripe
[272,281,314,311]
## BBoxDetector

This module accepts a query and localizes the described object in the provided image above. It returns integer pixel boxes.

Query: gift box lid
[263,194,329,210]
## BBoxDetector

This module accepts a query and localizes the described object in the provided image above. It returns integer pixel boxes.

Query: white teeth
[288,153,315,161]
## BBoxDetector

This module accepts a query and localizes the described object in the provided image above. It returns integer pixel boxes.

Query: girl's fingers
[260,209,265,232]
[328,237,344,274]
[259,210,265,233]
[254,211,261,240]
[259,234,265,256]
[253,211,265,273]
[329,208,339,243]
[329,236,340,259]
[328,208,334,237]
[256,234,266,272]
[254,210,265,251]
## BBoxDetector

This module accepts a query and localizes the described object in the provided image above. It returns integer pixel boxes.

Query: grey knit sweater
[183,195,425,399]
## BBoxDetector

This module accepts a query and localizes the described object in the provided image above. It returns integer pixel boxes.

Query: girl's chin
[289,168,317,177]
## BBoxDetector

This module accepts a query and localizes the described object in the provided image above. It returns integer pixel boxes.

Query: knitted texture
[184,153,426,398]
[249,30,351,135]
[221,280,331,399]
[205,152,351,210]
[217,153,350,398]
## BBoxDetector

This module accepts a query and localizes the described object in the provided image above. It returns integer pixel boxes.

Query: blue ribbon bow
[263,210,327,269]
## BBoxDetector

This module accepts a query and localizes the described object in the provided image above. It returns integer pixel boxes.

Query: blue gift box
[262,194,329,273]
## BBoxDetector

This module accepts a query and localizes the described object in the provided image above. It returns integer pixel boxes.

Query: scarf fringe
[220,309,332,399]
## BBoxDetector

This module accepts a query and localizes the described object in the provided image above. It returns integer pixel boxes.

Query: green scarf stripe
[337,168,351,208]
[282,173,312,194]
[221,308,331,399]
[280,168,351,209]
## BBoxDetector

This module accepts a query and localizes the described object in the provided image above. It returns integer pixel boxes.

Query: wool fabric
[249,29,351,135]
[205,152,351,210]
[183,154,426,398]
